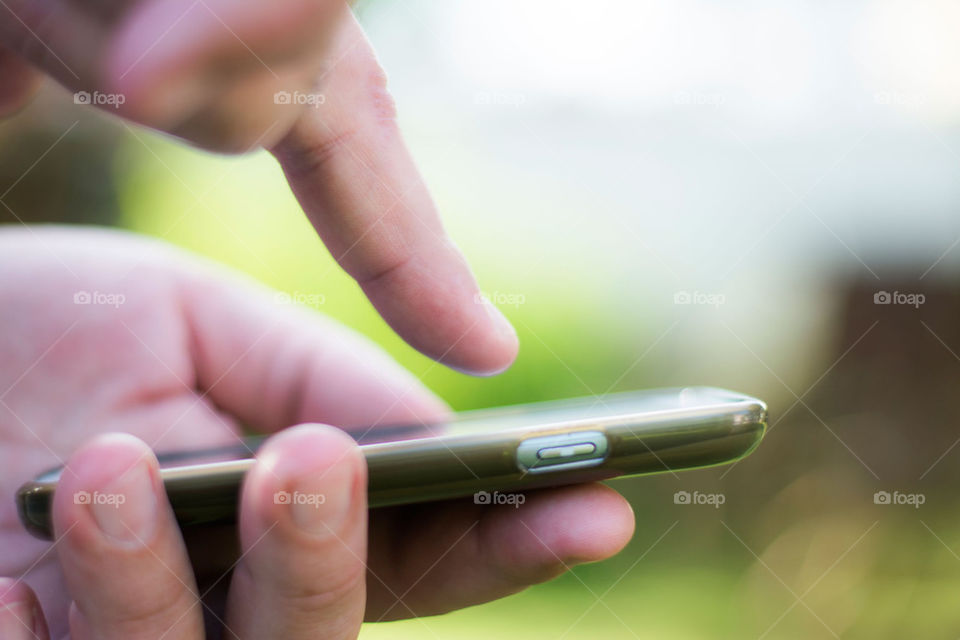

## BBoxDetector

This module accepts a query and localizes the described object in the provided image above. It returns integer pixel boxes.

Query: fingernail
[285,458,355,535]
[0,602,34,640]
[88,461,158,545]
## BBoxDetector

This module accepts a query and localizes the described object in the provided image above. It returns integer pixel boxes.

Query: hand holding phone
[0,229,657,639]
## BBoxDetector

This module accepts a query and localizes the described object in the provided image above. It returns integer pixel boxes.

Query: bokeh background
[4,0,960,637]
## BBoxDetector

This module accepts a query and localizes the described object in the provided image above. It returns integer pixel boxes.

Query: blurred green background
[5,0,960,637]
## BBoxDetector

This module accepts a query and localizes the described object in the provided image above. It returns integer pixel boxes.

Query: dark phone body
[18,387,767,540]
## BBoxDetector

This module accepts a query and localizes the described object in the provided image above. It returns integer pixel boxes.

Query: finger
[52,433,204,640]
[177,254,450,433]
[0,47,41,117]
[0,0,102,85]
[104,0,346,142]
[224,424,367,640]
[366,483,635,620]
[0,578,49,640]
[270,16,518,376]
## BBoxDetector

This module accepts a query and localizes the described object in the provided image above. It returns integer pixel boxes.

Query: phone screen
[440,386,748,435]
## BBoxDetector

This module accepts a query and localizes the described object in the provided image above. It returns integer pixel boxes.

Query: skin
[0,5,518,376]
[0,229,636,639]
[0,2,636,637]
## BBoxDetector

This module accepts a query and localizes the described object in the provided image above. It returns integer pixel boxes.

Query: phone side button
[516,431,608,474]
[537,443,597,459]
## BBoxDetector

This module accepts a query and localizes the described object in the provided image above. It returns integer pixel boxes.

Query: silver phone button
[537,443,597,459]
[516,431,608,473]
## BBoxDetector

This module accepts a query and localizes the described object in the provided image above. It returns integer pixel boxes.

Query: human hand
[0,228,635,639]
[0,4,516,375]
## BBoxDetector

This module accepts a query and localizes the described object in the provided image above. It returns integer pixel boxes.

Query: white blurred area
[357,0,960,385]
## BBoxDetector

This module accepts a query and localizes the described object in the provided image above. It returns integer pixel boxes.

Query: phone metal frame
[17,387,767,539]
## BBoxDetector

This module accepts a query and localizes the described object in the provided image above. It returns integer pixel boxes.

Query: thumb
[223,424,368,639]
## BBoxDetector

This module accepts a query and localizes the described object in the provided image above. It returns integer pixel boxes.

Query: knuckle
[272,46,400,175]
[277,126,360,177]
[83,578,198,632]
[273,560,366,616]
[363,63,397,124]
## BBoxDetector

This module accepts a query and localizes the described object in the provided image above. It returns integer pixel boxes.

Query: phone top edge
[361,389,766,452]
[19,387,767,488]
[449,386,758,420]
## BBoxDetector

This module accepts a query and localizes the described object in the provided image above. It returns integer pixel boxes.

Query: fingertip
[0,578,38,613]
[0,578,47,640]
[557,485,636,563]
[446,301,519,376]
[494,484,636,570]
[55,433,156,497]
[69,432,154,462]
[256,423,364,479]
[52,436,204,639]
[54,433,156,501]
[243,424,366,538]
[52,433,161,547]
[362,269,520,377]
[227,423,368,638]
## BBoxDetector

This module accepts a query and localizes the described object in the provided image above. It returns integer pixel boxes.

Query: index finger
[269,15,518,376]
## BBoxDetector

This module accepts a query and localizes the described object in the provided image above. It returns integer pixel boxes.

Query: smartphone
[17,387,766,540]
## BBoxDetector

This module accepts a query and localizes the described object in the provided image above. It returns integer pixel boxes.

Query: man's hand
[0,3,517,374]
[0,229,635,639]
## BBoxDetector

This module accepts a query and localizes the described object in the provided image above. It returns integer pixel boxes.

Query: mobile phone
[17,387,767,540]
